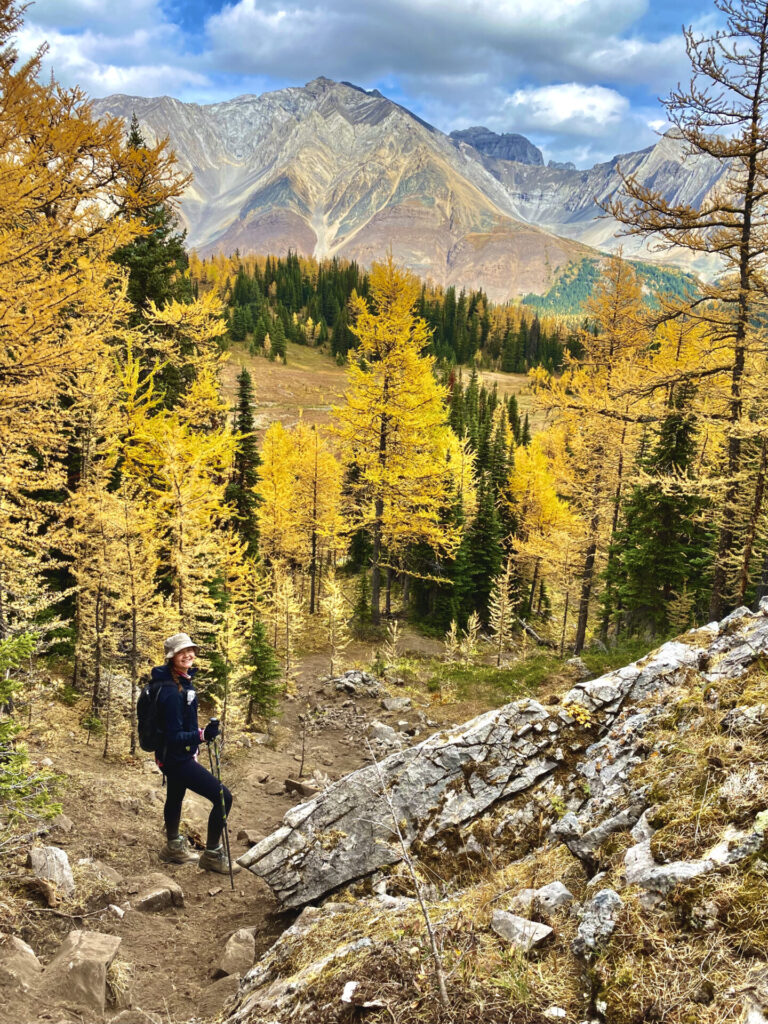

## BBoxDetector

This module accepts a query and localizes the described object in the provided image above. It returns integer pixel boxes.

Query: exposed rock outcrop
[239,608,768,909]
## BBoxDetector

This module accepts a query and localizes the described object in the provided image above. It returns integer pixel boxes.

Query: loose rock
[573,889,623,955]
[491,910,553,952]
[27,845,75,896]
[0,933,42,991]
[217,929,256,978]
[132,873,184,912]
[381,697,412,712]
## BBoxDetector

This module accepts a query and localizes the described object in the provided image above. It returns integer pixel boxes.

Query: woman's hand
[203,719,220,743]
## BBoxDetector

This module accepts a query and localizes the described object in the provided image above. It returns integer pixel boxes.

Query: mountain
[459,129,728,278]
[94,78,727,300]
[93,79,594,301]
[449,126,544,165]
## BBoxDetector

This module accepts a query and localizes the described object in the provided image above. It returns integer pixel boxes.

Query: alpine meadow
[3,1,768,1023]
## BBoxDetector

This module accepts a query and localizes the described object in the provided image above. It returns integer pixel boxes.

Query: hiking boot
[160,835,199,864]
[199,845,241,875]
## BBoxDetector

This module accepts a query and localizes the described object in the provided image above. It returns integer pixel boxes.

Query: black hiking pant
[163,757,232,850]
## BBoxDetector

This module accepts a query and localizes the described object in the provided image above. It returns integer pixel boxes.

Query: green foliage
[215,253,570,372]
[111,115,191,320]
[602,389,713,636]
[522,257,699,315]
[242,618,282,723]
[225,367,262,557]
[0,634,60,825]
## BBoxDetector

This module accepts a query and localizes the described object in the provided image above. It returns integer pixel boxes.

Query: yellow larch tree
[529,257,651,650]
[319,569,351,677]
[290,420,347,613]
[332,257,461,624]
[0,0,183,645]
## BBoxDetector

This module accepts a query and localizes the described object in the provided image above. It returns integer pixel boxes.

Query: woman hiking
[152,632,240,875]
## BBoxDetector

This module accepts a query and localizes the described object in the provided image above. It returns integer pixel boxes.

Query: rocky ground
[4,610,768,1024]
[0,637,455,1024]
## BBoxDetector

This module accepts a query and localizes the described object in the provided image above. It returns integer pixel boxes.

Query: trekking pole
[207,732,235,891]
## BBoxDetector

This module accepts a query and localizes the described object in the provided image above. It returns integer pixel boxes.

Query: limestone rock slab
[491,910,552,952]
[239,608,768,909]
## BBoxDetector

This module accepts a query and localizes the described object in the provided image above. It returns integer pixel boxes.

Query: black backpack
[137,680,171,753]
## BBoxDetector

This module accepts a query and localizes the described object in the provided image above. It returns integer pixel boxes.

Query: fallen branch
[365,739,450,1012]
[516,616,556,649]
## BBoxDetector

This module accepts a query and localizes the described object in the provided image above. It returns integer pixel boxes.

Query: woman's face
[172,647,197,674]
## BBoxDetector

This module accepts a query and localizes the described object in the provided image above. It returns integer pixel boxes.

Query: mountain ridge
[94,78,727,299]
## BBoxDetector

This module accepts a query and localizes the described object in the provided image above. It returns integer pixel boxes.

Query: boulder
[238,608,768,909]
[131,873,184,912]
[491,910,553,952]
[0,933,42,991]
[217,928,256,977]
[27,845,75,896]
[381,697,412,712]
[573,889,623,954]
[42,929,121,1014]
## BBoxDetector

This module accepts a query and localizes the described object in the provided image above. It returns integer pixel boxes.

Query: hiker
[152,632,240,875]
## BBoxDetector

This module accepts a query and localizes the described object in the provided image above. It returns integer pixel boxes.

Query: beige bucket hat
[163,632,199,662]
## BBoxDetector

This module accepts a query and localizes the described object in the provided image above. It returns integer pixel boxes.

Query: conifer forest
[1,0,768,794]
[1,0,768,861]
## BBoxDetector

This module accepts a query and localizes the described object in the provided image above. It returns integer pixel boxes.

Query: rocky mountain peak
[451,125,544,166]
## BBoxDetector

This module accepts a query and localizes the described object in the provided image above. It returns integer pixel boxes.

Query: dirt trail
[1,647,382,1024]
[5,642,417,1024]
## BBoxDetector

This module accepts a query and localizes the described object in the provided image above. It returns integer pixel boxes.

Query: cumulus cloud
[18,0,705,166]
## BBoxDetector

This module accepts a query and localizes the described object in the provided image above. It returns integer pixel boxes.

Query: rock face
[93,81,728,298]
[450,126,544,165]
[239,608,768,908]
[91,80,591,302]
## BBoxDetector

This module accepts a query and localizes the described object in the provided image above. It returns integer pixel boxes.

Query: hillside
[2,607,766,1024]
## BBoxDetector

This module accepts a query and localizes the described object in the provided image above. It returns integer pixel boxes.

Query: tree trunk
[560,591,570,657]
[527,558,540,616]
[600,423,627,641]
[401,575,410,611]
[385,567,393,617]
[574,528,599,655]
[737,436,767,604]
[129,605,138,755]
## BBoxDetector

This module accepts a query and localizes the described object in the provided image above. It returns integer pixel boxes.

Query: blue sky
[19,0,723,166]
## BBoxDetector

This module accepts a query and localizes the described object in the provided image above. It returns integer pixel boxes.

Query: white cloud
[16,0,707,166]
[502,84,629,136]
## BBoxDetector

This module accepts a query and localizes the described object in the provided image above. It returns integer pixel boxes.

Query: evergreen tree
[111,114,191,319]
[225,367,261,557]
[242,618,281,723]
[603,388,711,635]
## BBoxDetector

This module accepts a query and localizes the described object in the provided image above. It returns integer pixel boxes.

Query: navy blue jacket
[150,664,201,769]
